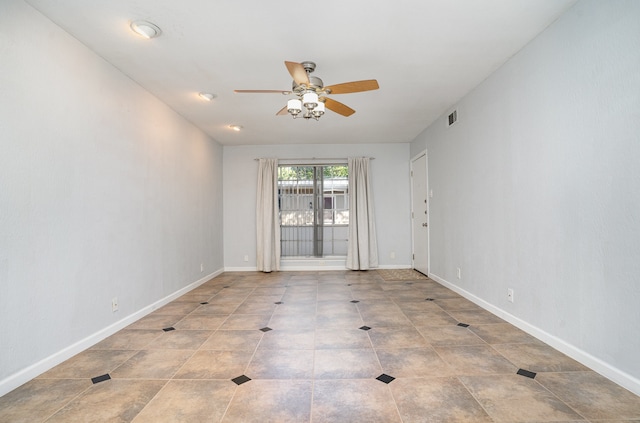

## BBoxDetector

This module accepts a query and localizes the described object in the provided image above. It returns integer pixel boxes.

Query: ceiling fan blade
[325,79,379,94]
[285,61,310,86]
[234,89,291,94]
[323,97,355,117]
[276,105,289,116]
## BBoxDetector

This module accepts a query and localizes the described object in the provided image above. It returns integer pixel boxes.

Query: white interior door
[411,153,429,275]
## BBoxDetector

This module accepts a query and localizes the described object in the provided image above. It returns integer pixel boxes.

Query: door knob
[422,223,428,227]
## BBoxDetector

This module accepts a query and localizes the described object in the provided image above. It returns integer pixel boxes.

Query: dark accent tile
[274,301,283,305]
[224,286,230,288]
[91,374,111,384]
[260,327,273,332]
[200,302,209,305]
[405,282,413,285]
[517,369,537,379]
[347,284,352,286]
[350,300,360,303]
[425,298,435,301]
[376,374,396,384]
[457,323,470,328]
[163,327,176,332]
[359,326,372,331]
[232,375,251,385]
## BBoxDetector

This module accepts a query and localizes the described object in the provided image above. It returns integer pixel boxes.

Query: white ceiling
[25,0,576,146]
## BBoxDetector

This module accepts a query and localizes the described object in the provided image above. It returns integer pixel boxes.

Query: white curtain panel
[346,157,379,270]
[256,158,280,272]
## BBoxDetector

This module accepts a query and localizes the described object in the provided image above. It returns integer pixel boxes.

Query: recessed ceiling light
[198,92,216,101]
[130,20,162,39]
[228,125,243,132]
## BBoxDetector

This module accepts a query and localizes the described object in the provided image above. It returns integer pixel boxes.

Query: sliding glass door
[278,165,348,258]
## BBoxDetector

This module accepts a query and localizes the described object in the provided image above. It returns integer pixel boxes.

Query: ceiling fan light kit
[235,60,379,121]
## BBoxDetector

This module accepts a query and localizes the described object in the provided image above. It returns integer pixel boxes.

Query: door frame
[410,150,430,275]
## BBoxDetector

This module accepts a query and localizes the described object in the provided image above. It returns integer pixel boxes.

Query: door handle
[422,223,428,227]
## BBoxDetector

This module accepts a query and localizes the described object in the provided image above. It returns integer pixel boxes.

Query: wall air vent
[448,110,458,126]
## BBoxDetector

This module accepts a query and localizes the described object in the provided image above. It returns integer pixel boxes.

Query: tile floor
[1,271,640,422]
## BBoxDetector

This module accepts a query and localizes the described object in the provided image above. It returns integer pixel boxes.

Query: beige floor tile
[145,329,212,350]
[312,379,401,423]
[492,342,590,372]
[391,377,492,422]
[349,289,389,300]
[258,328,315,349]
[131,379,236,423]
[39,349,136,379]
[376,347,452,378]
[368,326,430,349]
[315,327,372,349]
[460,374,584,422]
[317,291,353,301]
[434,344,518,375]
[314,349,381,379]
[223,380,311,422]
[204,295,246,306]
[446,308,505,324]
[394,301,444,312]
[469,323,540,344]
[434,297,481,310]
[191,303,240,315]
[246,349,314,379]
[90,329,162,350]
[152,302,200,316]
[359,310,414,327]
[110,349,194,379]
[417,325,486,346]
[234,299,278,315]
[251,287,287,296]
[127,314,184,330]
[173,314,228,330]
[4,271,638,423]
[316,300,360,314]
[172,293,214,303]
[44,379,165,423]
[0,378,91,423]
[268,313,316,330]
[219,314,272,330]
[200,329,263,350]
[536,371,640,420]
[403,309,459,326]
[173,350,254,379]
[272,300,317,315]
[315,312,365,328]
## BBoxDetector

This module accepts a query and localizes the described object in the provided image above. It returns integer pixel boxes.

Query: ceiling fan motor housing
[292,76,324,95]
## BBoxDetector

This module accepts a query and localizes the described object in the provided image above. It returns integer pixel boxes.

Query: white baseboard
[0,268,224,397]
[224,266,259,272]
[225,263,412,272]
[429,272,640,396]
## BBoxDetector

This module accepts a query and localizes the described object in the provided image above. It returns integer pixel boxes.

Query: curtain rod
[254,157,374,161]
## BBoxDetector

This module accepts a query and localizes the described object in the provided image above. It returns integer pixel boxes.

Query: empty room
[1,0,639,421]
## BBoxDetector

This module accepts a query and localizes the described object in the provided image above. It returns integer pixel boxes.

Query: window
[278,165,348,257]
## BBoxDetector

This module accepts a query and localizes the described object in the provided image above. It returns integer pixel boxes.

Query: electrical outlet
[390,251,396,259]
[244,255,249,262]
[507,288,514,303]
[111,297,119,312]
[200,263,204,272]
[456,267,461,279]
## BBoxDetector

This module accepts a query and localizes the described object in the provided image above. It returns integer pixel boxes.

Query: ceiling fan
[234,61,379,120]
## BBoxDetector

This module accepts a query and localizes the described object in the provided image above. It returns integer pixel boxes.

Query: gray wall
[411,0,640,393]
[0,1,224,394]
[223,143,412,270]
